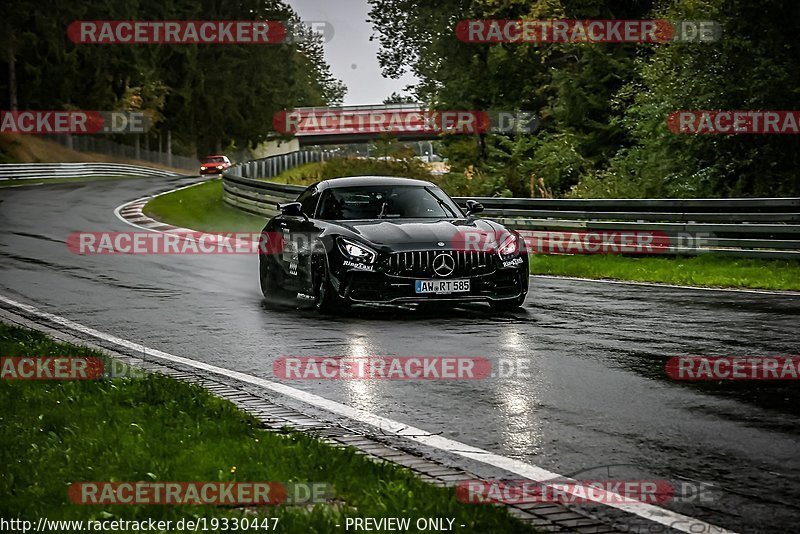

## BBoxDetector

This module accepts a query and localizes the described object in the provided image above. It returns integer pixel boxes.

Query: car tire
[260,256,291,301]
[490,294,526,312]
[314,256,349,314]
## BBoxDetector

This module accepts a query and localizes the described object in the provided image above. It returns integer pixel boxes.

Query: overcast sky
[286,0,418,105]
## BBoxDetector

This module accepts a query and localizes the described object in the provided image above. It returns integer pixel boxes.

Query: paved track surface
[1,177,798,533]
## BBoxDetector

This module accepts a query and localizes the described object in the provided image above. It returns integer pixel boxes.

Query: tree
[369,0,799,198]
[0,0,347,158]
[383,92,416,104]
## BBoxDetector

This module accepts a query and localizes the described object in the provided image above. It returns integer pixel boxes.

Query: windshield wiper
[425,188,458,218]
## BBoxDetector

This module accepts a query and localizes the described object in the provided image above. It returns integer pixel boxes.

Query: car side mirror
[465,200,484,215]
[278,202,306,219]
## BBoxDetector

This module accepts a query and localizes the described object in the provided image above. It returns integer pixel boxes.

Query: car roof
[317,176,435,189]
[204,154,228,159]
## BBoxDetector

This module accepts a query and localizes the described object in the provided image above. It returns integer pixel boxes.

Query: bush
[271,156,434,186]
[319,156,432,181]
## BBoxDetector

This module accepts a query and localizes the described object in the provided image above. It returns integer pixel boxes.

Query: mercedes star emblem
[432,253,455,277]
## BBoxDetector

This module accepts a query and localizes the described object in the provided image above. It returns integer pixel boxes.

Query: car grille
[386,250,495,278]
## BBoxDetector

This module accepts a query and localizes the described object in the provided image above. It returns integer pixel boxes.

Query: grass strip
[143,179,266,233]
[0,322,536,533]
[529,253,800,291]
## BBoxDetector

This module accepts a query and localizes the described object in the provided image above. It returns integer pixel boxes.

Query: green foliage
[1,1,345,156]
[430,166,514,197]
[369,0,800,198]
[319,156,433,181]
[268,152,435,186]
[581,0,800,198]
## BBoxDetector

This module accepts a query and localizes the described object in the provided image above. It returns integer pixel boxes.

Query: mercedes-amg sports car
[258,176,529,313]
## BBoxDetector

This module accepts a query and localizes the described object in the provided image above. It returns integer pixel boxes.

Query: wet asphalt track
[1,176,799,533]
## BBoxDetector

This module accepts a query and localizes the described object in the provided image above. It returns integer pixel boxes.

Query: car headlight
[337,237,377,263]
[498,234,519,258]
[217,165,224,169]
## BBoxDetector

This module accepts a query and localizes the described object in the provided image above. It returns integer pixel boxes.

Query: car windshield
[316,185,463,220]
[204,157,225,163]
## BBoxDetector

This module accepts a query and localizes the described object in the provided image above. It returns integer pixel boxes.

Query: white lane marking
[532,274,800,296]
[114,197,156,231]
[113,177,212,231]
[0,293,735,534]
[3,182,44,188]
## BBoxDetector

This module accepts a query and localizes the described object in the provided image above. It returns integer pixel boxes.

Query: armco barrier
[222,153,800,259]
[0,162,185,181]
[45,135,199,172]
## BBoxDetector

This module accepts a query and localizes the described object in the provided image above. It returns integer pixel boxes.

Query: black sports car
[258,176,528,312]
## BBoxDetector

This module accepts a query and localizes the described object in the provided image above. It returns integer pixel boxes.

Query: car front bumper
[331,263,529,305]
[199,167,226,175]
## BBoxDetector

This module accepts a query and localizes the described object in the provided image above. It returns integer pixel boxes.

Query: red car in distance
[199,155,232,175]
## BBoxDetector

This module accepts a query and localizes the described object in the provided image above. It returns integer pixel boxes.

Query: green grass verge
[530,253,800,291]
[0,175,158,188]
[143,179,266,233]
[0,322,535,533]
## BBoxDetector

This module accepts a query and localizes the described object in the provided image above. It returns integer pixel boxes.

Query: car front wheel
[314,257,349,314]
[260,256,292,301]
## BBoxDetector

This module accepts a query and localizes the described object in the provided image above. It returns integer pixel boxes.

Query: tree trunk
[477,133,487,160]
[7,44,17,111]
[166,130,172,168]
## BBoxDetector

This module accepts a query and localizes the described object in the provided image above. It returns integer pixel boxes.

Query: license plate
[414,279,470,294]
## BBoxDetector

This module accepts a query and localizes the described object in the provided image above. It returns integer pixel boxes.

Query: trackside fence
[222,153,800,259]
[45,135,199,171]
[0,162,185,181]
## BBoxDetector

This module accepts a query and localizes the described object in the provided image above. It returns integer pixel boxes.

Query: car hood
[329,218,507,251]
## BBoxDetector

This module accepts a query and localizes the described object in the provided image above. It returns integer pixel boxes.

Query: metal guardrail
[222,153,800,259]
[45,135,199,172]
[224,149,333,180]
[0,162,184,181]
